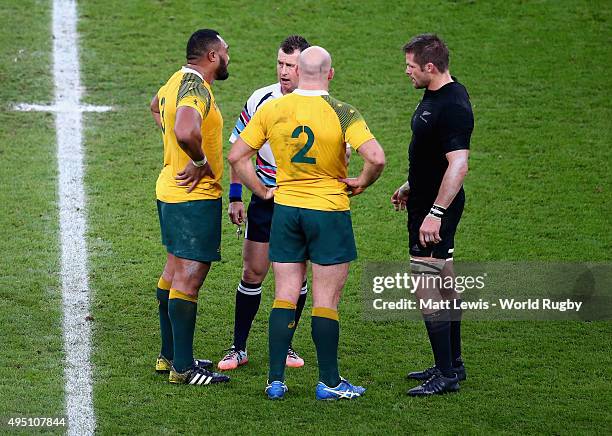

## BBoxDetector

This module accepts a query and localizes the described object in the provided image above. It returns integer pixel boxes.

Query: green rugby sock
[156,277,173,359]
[312,307,341,387]
[268,300,297,382]
[168,288,198,373]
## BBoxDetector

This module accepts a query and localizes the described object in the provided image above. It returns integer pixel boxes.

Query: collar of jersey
[293,89,329,96]
[181,66,204,81]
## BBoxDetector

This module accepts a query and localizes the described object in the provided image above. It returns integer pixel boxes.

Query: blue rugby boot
[265,380,288,400]
[315,377,365,400]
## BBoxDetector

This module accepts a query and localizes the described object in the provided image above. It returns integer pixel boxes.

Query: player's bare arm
[150,94,162,129]
[227,166,245,225]
[174,105,215,192]
[419,149,469,247]
[339,139,385,197]
[228,138,276,200]
[433,149,469,207]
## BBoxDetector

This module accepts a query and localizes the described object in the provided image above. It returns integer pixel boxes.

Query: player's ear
[328,67,334,81]
[207,50,216,63]
[295,64,300,77]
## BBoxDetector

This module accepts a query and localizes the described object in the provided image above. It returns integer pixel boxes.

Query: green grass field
[1,0,611,434]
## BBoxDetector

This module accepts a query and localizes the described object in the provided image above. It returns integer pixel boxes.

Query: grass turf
[1,0,611,433]
[0,1,66,430]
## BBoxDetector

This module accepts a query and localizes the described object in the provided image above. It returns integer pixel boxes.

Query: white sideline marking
[53,1,97,434]
[13,0,113,434]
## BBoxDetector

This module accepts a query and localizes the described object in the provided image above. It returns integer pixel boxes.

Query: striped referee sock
[294,280,308,328]
[233,280,262,351]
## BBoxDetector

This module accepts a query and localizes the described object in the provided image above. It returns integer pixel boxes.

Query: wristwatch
[192,157,207,167]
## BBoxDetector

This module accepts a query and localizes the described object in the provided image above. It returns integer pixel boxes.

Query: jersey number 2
[291,125,316,164]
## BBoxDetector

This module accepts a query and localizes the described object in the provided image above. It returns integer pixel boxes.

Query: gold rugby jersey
[240,89,374,211]
[155,67,223,203]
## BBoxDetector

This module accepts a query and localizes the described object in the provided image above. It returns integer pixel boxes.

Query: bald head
[298,46,332,81]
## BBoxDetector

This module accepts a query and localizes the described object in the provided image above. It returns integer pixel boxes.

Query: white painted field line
[14,102,112,113]
[53,1,97,434]
[14,0,112,434]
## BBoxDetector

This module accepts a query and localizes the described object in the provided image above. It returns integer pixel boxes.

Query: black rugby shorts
[245,192,274,243]
[407,190,464,260]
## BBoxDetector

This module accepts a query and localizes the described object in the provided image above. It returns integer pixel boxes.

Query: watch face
[193,158,207,167]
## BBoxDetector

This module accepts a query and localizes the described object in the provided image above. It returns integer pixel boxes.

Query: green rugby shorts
[269,204,357,265]
[157,198,221,262]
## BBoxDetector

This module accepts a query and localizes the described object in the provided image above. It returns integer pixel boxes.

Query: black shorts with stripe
[407,190,464,260]
[245,192,274,243]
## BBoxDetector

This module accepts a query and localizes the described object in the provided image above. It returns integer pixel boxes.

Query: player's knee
[179,287,199,299]
[187,274,206,292]
[242,265,267,284]
[160,272,174,286]
[173,263,209,294]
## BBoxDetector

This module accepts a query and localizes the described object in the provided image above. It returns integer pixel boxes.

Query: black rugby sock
[294,280,308,328]
[423,309,453,377]
[450,300,463,366]
[233,280,262,351]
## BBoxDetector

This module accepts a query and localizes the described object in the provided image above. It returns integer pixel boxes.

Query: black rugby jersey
[407,79,473,205]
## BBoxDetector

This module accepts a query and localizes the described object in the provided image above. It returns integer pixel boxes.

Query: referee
[391,34,473,396]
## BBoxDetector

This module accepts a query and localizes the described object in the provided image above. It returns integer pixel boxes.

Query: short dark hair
[279,35,310,54]
[403,34,449,72]
[186,29,222,62]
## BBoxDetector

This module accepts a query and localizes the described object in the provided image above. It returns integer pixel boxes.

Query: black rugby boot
[407,370,460,397]
[407,363,466,382]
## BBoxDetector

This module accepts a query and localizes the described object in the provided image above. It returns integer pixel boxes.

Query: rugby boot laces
[169,365,230,385]
[315,377,366,400]
[265,380,288,400]
[286,345,305,368]
[407,363,466,382]
[407,369,459,397]
[217,346,248,371]
[156,355,212,373]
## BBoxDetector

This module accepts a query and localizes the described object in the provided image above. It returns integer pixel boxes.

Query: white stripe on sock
[237,283,262,295]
